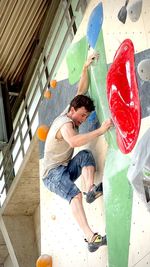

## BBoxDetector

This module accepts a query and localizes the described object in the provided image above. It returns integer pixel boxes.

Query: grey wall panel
[135,49,150,118]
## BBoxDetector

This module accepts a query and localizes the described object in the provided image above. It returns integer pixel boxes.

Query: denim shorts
[43,149,96,203]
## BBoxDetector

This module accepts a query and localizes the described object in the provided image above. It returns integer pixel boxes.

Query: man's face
[70,107,90,127]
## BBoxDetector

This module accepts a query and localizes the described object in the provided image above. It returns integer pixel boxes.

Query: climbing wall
[39,1,109,266]
[39,0,150,266]
[102,1,150,266]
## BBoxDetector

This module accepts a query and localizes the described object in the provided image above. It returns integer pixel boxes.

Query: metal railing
[0,0,86,204]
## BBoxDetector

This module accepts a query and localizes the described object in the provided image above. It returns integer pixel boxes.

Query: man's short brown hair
[68,95,95,112]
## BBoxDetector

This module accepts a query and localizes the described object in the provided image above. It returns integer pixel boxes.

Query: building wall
[33,205,41,256]
[4,255,14,267]
[39,0,150,266]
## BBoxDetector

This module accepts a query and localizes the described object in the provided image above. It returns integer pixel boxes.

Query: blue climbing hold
[86,2,103,49]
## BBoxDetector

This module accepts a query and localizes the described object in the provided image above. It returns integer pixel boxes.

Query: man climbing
[42,53,113,252]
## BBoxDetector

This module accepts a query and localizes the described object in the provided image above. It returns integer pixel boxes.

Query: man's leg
[68,150,103,203]
[43,159,106,252]
[70,192,106,252]
[70,192,94,241]
[81,165,95,193]
[68,150,96,191]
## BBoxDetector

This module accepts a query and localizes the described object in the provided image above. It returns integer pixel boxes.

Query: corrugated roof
[0,0,50,84]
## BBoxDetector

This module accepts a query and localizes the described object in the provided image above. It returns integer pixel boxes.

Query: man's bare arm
[77,53,99,95]
[60,119,113,148]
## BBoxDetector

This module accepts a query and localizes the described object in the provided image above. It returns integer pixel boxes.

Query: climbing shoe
[85,233,107,252]
[84,182,103,203]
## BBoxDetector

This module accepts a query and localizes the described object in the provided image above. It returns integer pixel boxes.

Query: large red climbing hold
[107,39,141,154]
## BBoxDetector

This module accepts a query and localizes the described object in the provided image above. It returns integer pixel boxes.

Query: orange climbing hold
[44,90,51,99]
[36,125,49,142]
[50,79,57,88]
[36,254,52,267]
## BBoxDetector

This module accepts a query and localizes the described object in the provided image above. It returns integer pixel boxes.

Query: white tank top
[42,110,78,178]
